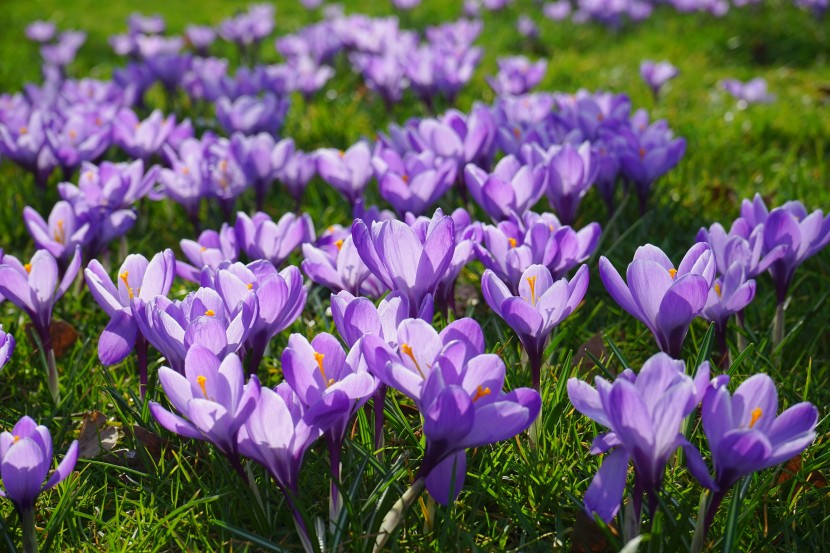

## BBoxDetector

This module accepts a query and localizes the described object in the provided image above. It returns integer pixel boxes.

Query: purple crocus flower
[361,317,541,505]
[132,286,258,374]
[184,25,216,55]
[206,260,306,375]
[282,332,377,523]
[85,249,176,394]
[177,223,239,282]
[158,138,212,229]
[701,262,756,359]
[477,211,601,291]
[0,416,78,551]
[464,156,545,222]
[278,148,316,210]
[567,353,711,523]
[23,201,91,261]
[45,111,112,178]
[59,159,159,213]
[150,347,260,476]
[316,141,373,208]
[0,325,15,371]
[543,0,572,20]
[639,60,678,100]
[487,56,547,97]
[0,110,57,187]
[136,35,191,91]
[517,15,539,38]
[231,133,289,211]
[697,374,818,532]
[302,234,386,297]
[599,243,715,358]
[216,93,290,136]
[482,264,588,389]
[128,13,166,35]
[113,108,175,161]
[0,247,81,402]
[373,146,456,217]
[40,31,86,71]
[545,142,598,225]
[720,78,775,105]
[353,208,455,317]
[618,122,686,213]
[26,21,57,43]
[239,383,350,551]
[235,211,315,267]
[696,220,785,280]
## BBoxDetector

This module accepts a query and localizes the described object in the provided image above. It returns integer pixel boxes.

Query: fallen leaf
[572,333,607,376]
[776,454,827,490]
[571,511,617,553]
[77,411,119,459]
[24,320,79,359]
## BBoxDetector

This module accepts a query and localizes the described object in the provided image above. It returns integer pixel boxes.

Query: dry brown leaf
[77,410,119,459]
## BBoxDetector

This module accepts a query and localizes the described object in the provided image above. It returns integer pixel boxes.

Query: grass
[1,0,829,551]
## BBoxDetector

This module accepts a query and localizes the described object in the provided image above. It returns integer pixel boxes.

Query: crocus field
[0,0,829,551]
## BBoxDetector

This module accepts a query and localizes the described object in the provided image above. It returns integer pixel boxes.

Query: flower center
[638,147,646,159]
[400,343,426,379]
[668,268,677,279]
[338,150,345,158]
[247,283,254,290]
[314,351,334,386]
[53,220,66,244]
[508,238,517,248]
[24,263,32,273]
[748,407,762,428]
[714,282,722,297]
[512,127,521,138]
[13,435,20,443]
[205,309,215,317]
[196,375,208,399]
[119,271,135,299]
[335,239,344,251]
[19,126,28,135]
[526,275,538,305]
[401,174,410,183]
[472,385,491,402]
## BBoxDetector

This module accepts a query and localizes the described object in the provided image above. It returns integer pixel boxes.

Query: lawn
[0,0,828,551]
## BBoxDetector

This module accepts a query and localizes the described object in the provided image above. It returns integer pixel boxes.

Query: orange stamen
[24,263,32,273]
[196,375,208,398]
[472,385,491,402]
[314,351,330,385]
[749,407,762,428]
[119,271,134,299]
[508,237,517,248]
[714,283,722,297]
[668,268,677,279]
[526,276,538,305]
[53,220,66,244]
[335,239,344,251]
[205,309,215,317]
[400,343,426,379]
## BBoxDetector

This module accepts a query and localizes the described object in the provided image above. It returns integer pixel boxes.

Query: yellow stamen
[472,385,491,402]
[714,283,722,298]
[119,271,134,299]
[219,160,228,172]
[400,343,426,379]
[53,220,66,244]
[205,309,215,317]
[24,263,32,273]
[338,150,345,158]
[68,129,78,140]
[84,171,94,181]
[181,166,190,175]
[196,375,208,398]
[13,435,20,443]
[508,237,518,248]
[526,276,538,305]
[401,174,410,183]
[314,351,330,385]
[247,283,253,290]
[19,126,28,135]
[327,225,335,233]
[668,268,677,279]
[512,127,521,138]
[749,407,762,428]
[200,246,207,252]
[335,239,344,252]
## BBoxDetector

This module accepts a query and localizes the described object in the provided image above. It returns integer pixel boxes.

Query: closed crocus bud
[639,60,678,99]
[0,325,15,372]
[316,141,373,207]
[464,155,545,222]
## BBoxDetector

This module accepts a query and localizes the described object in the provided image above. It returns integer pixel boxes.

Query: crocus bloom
[23,201,91,261]
[353,208,455,317]
[239,383,350,551]
[184,25,216,55]
[639,60,678,99]
[302,234,386,297]
[698,374,818,530]
[207,260,307,374]
[235,211,315,267]
[720,78,775,104]
[132,286,258,374]
[177,224,239,282]
[0,247,81,401]
[477,211,601,291]
[282,332,377,522]
[26,21,56,43]
[113,108,175,161]
[464,156,545,222]
[59,159,159,214]
[599,243,715,358]
[545,142,597,225]
[0,325,14,371]
[482,264,588,388]
[487,56,547,97]
[278,149,316,209]
[362,317,541,504]
[618,122,686,212]
[567,353,711,523]
[0,416,79,513]
[85,249,176,395]
[216,93,289,136]
[373,146,456,217]
[316,141,373,207]
[151,347,260,474]
[701,262,756,357]
[696,221,784,279]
